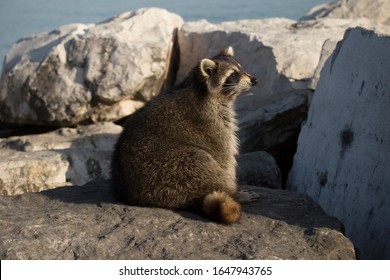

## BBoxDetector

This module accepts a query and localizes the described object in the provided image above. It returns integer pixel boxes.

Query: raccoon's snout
[250,77,258,86]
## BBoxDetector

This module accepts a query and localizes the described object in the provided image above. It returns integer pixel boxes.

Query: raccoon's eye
[230,71,238,78]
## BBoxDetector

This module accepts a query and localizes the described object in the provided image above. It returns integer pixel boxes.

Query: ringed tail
[202,191,241,224]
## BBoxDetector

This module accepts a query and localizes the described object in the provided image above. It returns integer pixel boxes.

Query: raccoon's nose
[250,77,258,86]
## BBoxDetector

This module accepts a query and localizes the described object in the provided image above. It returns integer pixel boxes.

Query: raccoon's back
[111,95,194,200]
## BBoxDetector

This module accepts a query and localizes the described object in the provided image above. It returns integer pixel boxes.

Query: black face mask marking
[225,71,240,85]
[222,71,241,95]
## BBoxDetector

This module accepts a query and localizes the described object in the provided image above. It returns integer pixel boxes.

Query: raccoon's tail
[202,191,241,224]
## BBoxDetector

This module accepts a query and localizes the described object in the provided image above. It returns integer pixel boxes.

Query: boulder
[0,181,355,259]
[301,0,390,25]
[0,122,122,195]
[0,8,183,126]
[287,28,390,259]
[0,149,69,195]
[177,17,390,182]
[237,152,281,189]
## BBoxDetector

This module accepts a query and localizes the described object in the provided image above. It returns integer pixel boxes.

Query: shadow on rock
[40,180,344,233]
[40,180,116,205]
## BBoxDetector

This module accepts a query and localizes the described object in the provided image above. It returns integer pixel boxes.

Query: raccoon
[111,46,258,224]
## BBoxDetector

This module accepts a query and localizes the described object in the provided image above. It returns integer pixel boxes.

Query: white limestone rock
[178,17,390,93]
[0,149,69,195]
[301,0,390,25]
[0,122,122,195]
[0,8,183,126]
[308,39,338,90]
[287,28,390,259]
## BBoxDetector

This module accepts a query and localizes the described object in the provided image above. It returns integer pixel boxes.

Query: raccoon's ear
[221,46,234,57]
[200,59,217,78]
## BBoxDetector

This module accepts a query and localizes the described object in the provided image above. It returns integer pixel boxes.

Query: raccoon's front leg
[236,186,260,204]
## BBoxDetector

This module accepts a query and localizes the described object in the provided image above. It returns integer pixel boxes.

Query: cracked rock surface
[0,181,355,260]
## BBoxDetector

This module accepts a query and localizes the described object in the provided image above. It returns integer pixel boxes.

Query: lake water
[0,0,326,71]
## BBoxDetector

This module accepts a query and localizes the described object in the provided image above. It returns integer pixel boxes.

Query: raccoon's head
[198,46,257,101]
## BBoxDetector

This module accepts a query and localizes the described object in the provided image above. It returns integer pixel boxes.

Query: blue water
[0,0,326,71]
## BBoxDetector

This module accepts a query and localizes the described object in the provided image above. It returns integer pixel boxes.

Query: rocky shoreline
[0,0,389,259]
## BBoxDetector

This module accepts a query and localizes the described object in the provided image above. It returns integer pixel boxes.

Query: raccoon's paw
[236,189,260,204]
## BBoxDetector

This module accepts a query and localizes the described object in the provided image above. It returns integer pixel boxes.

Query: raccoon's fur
[111,46,257,224]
